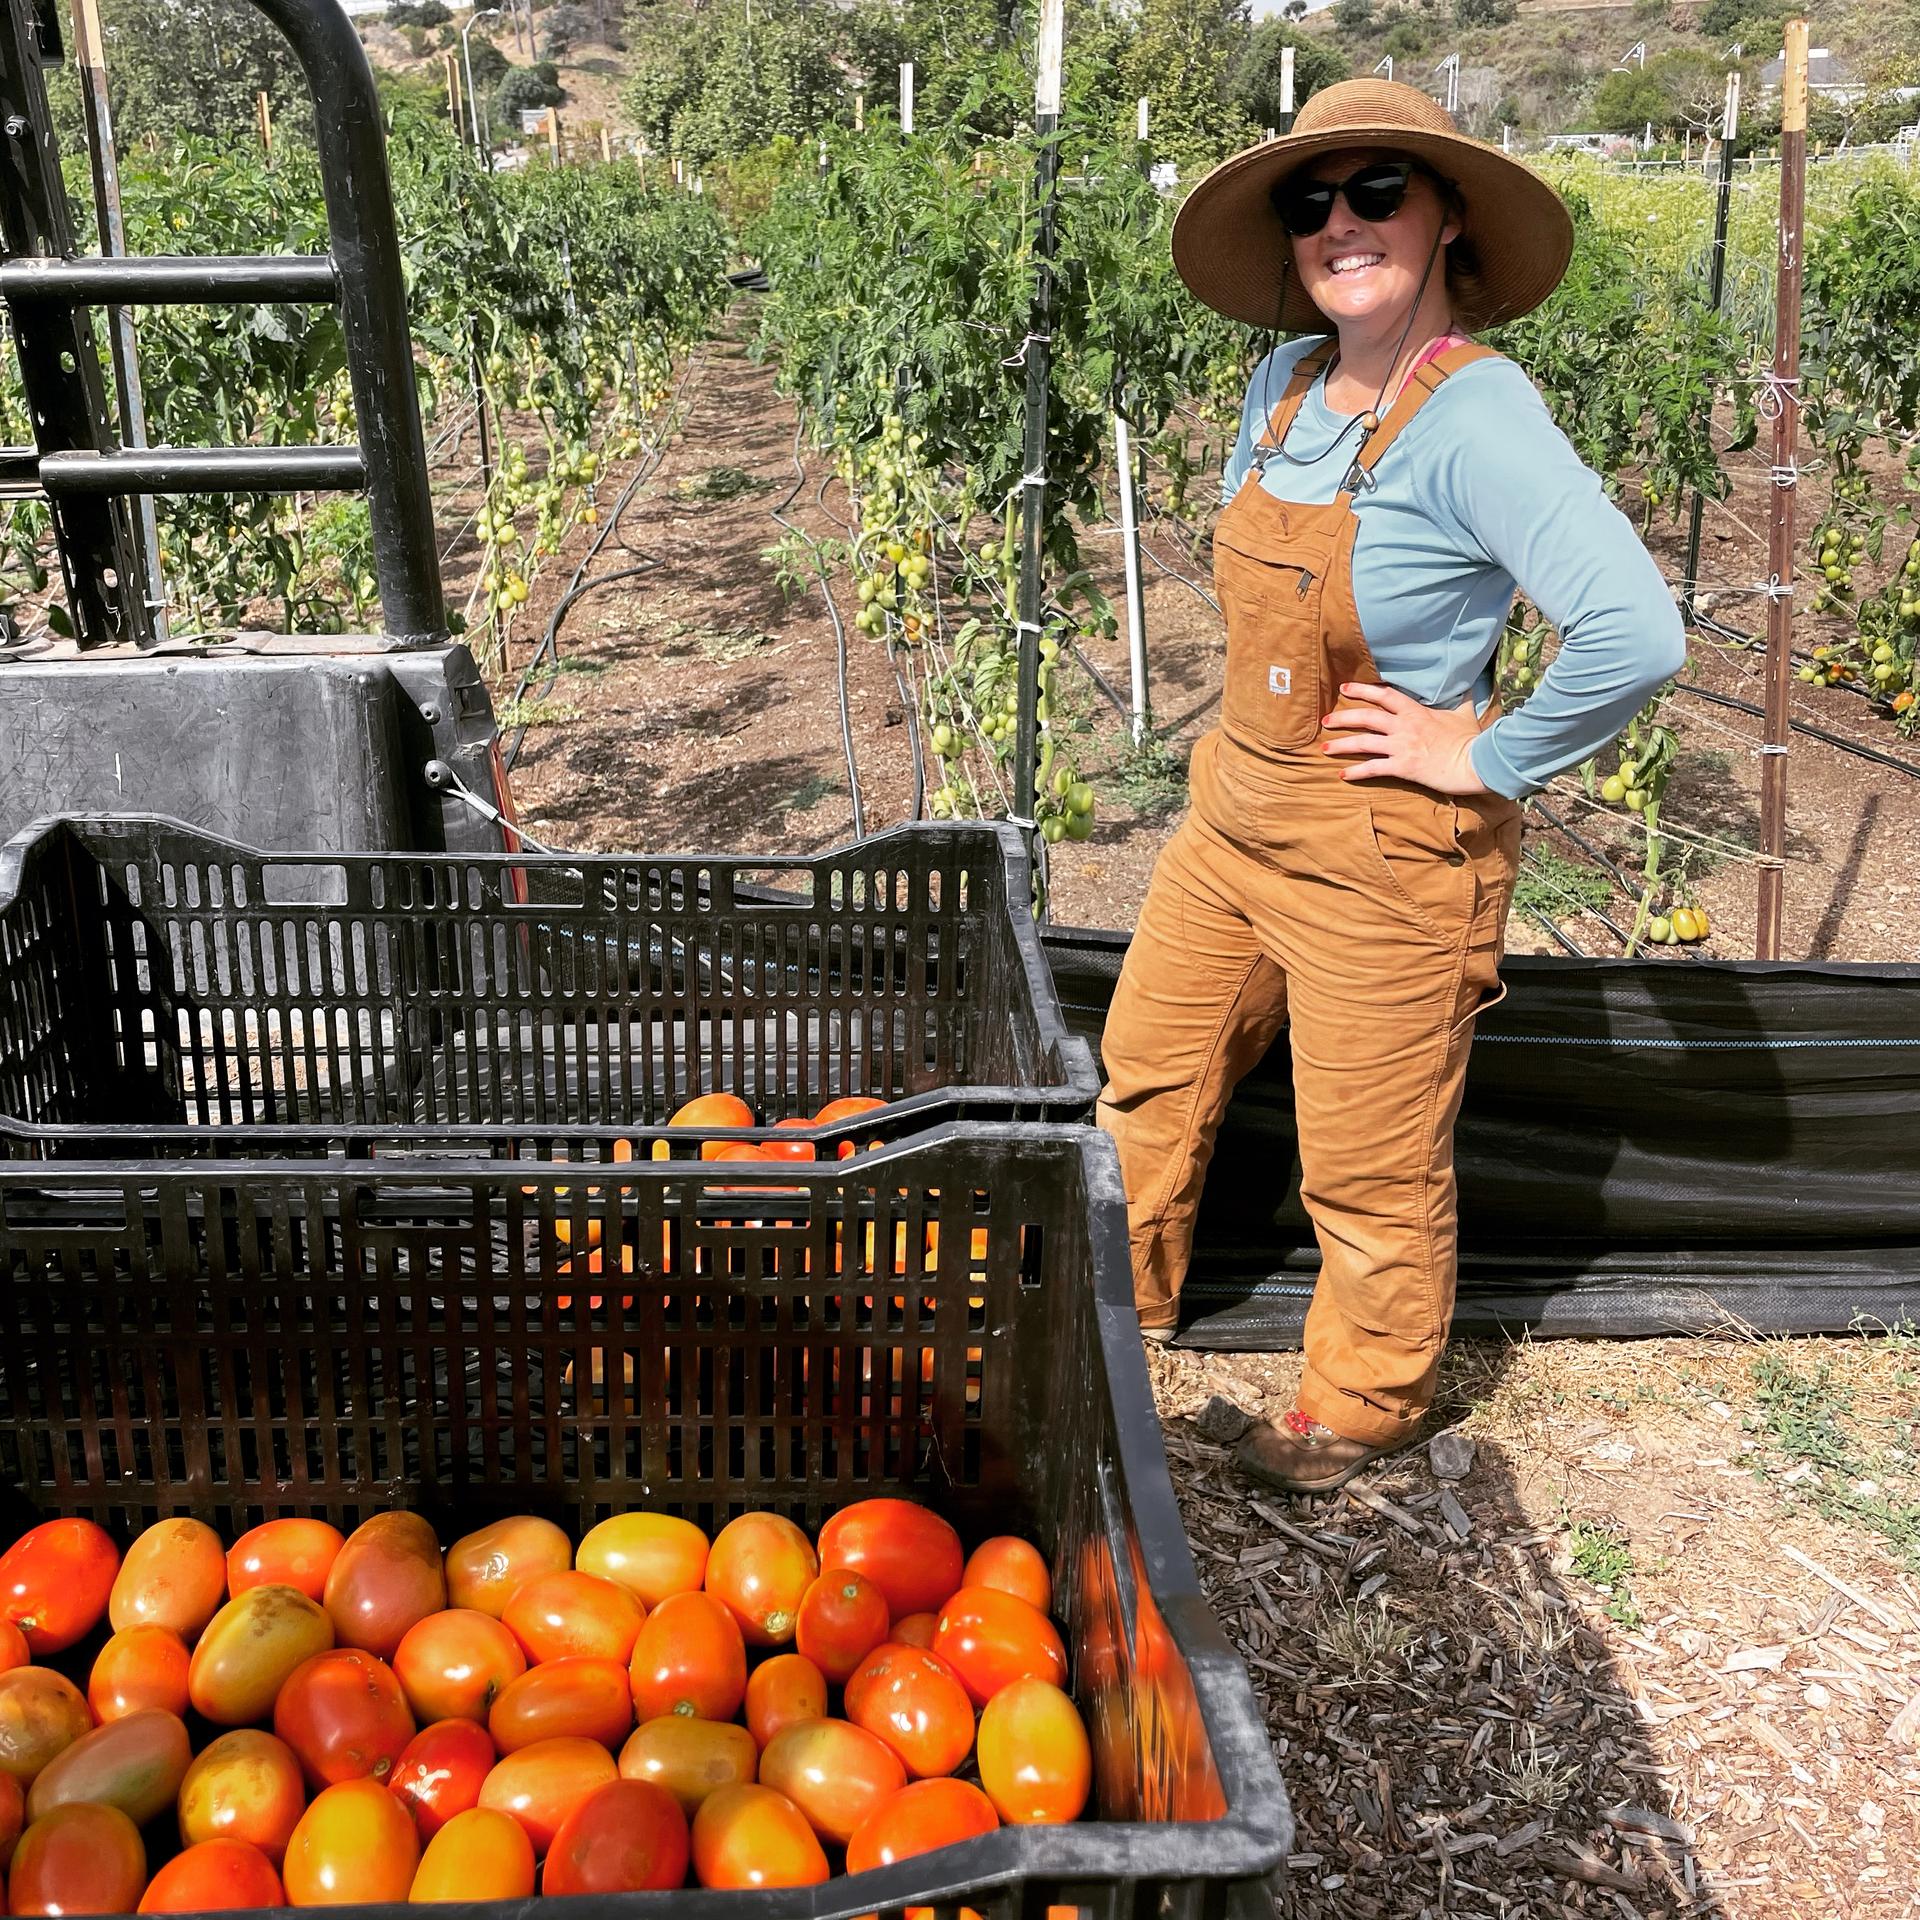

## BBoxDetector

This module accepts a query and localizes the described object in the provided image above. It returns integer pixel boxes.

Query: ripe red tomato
[575,1514,708,1609]
[408,1806,536,1902]
[393,1609,525,1724]
[0,1622,28,1677]
[273,1647,415,1789]
[177,1730,306,1865]
[812,1095,886,1127]
[108,1519,226,1640]
[0,1770,22,1869]
[758,1124,817,1164]
[817,1500,964,1619]
[488,1656,631,1753]
[845,1776,999,1873]
[794,1570,891,1683]
[322,1513,447,1659]
[543,1778,689,1894]
[932,1587,1067,1707]
[843,1644,975,1779]
[758,1718,906,1846]
[0,1521,119,1656]
[7,1800,146,1917]
[617,1718,757,1818]
[0,1668,94,1786]
[743,1653,826,1749]
[503,1570,646,1665]
[704,1513,817,1646]
[138,1838,284,1912]
[388,1717,496,1841]
[690,1783,829,1890]
[88,1625,190,1723]
[477,1737,618,1858]
[444,1516,573,1619]
[975,1677,1091,1825]
[961,1537,1051,1614]
[669,1092,756,1136]
[627,1592,746,1722]
[282,1776,419,1904]
[892,1611,937,1649]
[188,1585,334,1727]
[226,1520,344,1604]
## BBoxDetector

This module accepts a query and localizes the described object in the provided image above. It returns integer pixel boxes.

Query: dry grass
[1151,1327,1920,1919]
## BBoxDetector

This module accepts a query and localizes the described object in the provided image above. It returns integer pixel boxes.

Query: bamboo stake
[1114,412,1150,745]
[255,89,272,157]
[600,124,612,164]
[855,90,864,132]
[547,108,561,166]
[1757,20,1808,960]
[444,51,462,134]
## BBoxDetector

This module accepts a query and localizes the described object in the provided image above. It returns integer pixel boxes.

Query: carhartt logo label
[1268,666,1291,696]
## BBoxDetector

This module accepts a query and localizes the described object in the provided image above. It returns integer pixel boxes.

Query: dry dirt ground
[498,315,1920,1919]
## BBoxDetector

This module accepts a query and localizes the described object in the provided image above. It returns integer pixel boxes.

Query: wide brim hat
[1171,78,1573,332]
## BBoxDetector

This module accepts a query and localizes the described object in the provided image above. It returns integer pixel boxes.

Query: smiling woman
[1096,81,1684,1494]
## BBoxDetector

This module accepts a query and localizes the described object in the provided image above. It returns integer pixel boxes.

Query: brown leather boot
[1234,1408,1411,1496]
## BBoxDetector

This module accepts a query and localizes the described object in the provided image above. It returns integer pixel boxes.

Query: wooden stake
[854,90,864,132]
[546,109,561,166]
[1757,18,1808,961]
[255,89,272,157]
[600,124,612,164]
[444,51,462,133]
[1137,96,1148,141]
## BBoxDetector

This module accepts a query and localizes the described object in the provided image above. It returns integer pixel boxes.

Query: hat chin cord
[1250,222,1450,489]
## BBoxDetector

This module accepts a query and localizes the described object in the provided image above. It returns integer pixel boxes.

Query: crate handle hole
[260,863,349,908]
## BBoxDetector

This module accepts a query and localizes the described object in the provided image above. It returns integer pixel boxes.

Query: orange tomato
[489,1657,631,1754]
[7,1801,146,1917]
[323,1514,447,1659]
[543,1779,689,1894]
[932,1587,1067,1707]
[627,1592,746,1723]
[273,1648,415,1789]
[818,1500,964,1619]
[843,1644,975,1779]
[0,1669,93,1786]
[283,1777,420,1905]
[189,1586,335,1727]
[0,1771,21,1869]
[758,1124,817,1164]
[690,1783,828,1890]
[962,1537,1051,1614]
[88,1625,190,1723]
[669,1092,756,1130]
[177,1730,306,1865]
[138,1839,284,1913]
[812,1096,886,1124]
[226,1521,345,1605]
[704,1513,817,1646]
[845,1776,998,1873]
[743,1653,826,1749]
[444,1516,572,1619]
[107,1519,226,1640]
[975,1678,1090,1825]
[0,1622,27,1676]
[477,1738,617,1858]
[0,1521,119,1656]
[407,1807,535,1902]
[617,1717,756,1817]
[388,1718,496,1842]
[758,1718,906,1846]
[794,1571,891,1684]
[892,1612,937,1649]
[503,1570,645,1665]
[26,1706,189,1826]
[575,1514,708,1609]
[393,1609,525,1724]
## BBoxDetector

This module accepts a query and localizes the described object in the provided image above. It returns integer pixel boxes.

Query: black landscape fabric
[1041,928,1920,1347]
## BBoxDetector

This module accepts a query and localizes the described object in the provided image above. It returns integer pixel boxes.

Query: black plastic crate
[0,1125,1289,1919]
[0,816,1096,1149]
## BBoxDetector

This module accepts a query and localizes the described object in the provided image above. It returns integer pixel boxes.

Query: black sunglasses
[1269,161,1418,237]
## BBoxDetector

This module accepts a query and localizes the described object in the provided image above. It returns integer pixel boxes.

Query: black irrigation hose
[770,416,869,838]
[1673,678,1920,782]
[1528,796,1647,902]
[1524,903,1588,957]
[498,338,708,774]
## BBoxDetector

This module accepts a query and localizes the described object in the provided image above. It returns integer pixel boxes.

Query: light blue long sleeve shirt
[1219,336,1686,799]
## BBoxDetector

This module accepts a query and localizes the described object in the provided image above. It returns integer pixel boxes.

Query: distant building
[1758,47,1864,104]
[1542,131,1634,154]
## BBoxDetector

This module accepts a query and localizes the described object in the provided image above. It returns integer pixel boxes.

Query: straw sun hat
[1171,78,1574,332]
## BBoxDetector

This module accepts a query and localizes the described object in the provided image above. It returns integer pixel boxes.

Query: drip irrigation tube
[1673,678,1920,782]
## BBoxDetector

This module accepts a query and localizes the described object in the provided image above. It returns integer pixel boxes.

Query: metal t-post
[1681,69,1739,625]
[463,7,502,162]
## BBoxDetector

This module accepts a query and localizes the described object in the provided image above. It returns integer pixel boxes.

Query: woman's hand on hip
[1322,683,1491,794]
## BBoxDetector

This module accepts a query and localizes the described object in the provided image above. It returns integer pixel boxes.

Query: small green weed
[676,465,768,503]
[1106,731,1188,818]
[1565,1517,1643,1628]
[783,773,840,813]
[1513,848,1615,922]
[495,696,579,730]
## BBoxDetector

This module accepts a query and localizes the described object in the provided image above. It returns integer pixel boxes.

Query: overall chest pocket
[1212,524,1328,753]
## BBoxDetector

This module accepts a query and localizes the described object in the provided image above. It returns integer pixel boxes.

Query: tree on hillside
[94,0,309,144]
[1455,0,1516,27]
[1229,21,1350,127]
[1590,47,1727,136]
[1119,0,1255,169]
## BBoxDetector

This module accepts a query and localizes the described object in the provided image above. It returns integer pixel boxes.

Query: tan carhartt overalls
[1097,340,1523,1444]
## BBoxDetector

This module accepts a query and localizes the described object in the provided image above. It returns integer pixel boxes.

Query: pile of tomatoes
[0,1496,1090,1911]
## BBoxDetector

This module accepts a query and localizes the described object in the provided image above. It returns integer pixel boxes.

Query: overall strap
[1254,339,1338,457]
[1339,342,1501,496]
